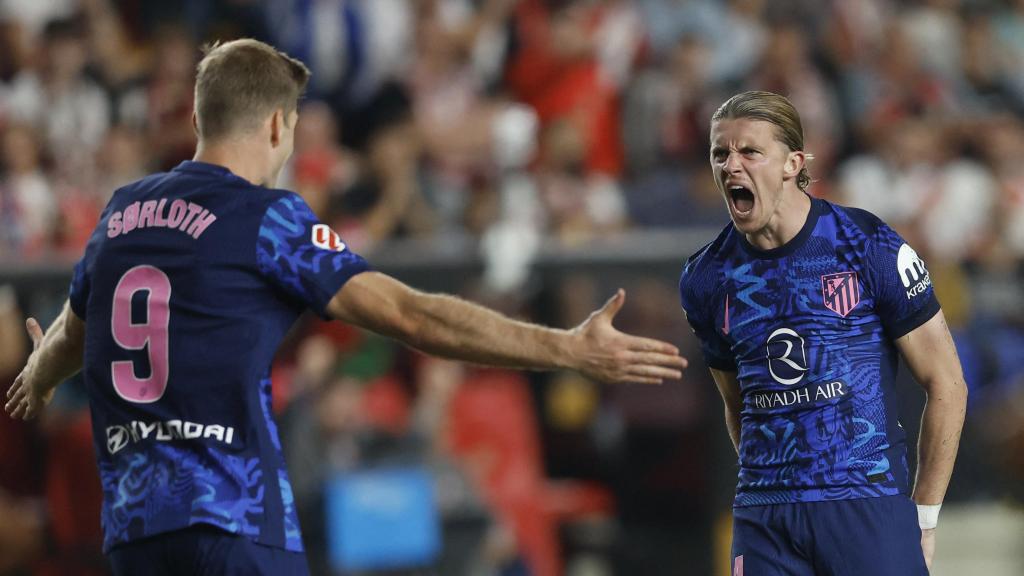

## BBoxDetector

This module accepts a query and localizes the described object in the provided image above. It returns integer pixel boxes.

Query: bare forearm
[28,305,85,393]
[709,369,743,456]
[724,408,741,455]
[333,273,684,385]
[913,382,967,505]
[405,293,574,371]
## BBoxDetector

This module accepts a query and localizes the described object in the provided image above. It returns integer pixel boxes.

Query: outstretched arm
[5,301,85,420]
[895,309,968,569]
[327,271,688,384]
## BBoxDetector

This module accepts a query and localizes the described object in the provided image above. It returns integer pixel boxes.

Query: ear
[783,150,805,180]
[269,109,283,148]
[191,111,199,136]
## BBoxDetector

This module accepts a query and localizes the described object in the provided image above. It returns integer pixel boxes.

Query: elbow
[394,314,425,350]
[373,301,421,346]
[922,374,968,408]
[383,293,429,349]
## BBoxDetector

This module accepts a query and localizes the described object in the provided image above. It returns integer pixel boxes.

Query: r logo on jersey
[766,328,808,385]
[312,223,347,252]
[822,271,860,317]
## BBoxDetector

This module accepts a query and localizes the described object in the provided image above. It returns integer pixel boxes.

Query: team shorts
[731,495,929,575]
[108,524,309,576]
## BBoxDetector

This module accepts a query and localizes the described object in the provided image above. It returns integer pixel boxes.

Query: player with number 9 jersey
[5,39,687,575]
[70,159,369,554]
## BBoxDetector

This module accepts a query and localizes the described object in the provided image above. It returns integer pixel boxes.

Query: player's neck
[193,140,273,187]
[744,190,811,251]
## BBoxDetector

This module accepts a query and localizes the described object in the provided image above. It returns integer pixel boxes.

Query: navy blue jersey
[679,197,939,507]
[69,161,370,552]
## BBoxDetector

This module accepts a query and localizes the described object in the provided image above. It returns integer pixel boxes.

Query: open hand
[5,319,52,420]
[571,289,688,384]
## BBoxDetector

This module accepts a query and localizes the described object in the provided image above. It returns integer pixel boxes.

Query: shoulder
[253,189,316,223]
[819,198,888,240]
[680,223,733,308]
[119,171,173,194]
[684,224,733,276]
[682,223,734,275]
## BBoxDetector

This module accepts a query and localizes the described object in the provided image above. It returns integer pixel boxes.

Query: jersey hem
[732,485,906,508]
[103,518,305,554]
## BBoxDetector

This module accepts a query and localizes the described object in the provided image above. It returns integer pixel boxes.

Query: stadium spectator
[4,17,110,182]
[0,123,56,258]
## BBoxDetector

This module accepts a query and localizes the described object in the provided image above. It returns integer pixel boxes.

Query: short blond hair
[194,39,311,141]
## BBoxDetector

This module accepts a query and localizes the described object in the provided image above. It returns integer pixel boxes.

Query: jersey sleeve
[69,202,115,320]
[256,193,371,319]
[679,260,737,371]
[69,255,91,320]
[865,222,941,339]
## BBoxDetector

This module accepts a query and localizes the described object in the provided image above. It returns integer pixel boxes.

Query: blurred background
[0,0,1023,575]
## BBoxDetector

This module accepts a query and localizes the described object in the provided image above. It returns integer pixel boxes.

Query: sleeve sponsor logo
[897,243,931,299]
[312,223,347,252]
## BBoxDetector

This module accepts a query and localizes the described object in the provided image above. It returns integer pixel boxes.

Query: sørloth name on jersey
[107,198,218,239]
[106,418,236,455]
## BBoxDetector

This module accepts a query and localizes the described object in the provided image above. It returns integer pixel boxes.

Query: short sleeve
[256,194,371,319]
[69,203,113,320]
[69,256,90,320]
[866,223,941,339]
[680,261,737,371]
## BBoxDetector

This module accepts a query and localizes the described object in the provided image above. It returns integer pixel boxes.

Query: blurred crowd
[1,0,1024,575]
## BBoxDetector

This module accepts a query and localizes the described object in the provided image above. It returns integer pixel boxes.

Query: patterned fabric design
[99,443,267,551]
[257,376,304,551]
[256,194,370,318]
[680,198,940,507]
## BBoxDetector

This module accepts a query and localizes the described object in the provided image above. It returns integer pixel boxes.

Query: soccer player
[680,91,967,575]
[4,39,687,576]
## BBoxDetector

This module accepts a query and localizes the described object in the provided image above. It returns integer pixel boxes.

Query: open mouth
[729,185,755,215]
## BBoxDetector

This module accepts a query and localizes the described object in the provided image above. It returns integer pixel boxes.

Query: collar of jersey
[173,160,249,184]
[735,194,822,260]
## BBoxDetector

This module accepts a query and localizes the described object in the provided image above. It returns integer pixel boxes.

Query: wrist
[917,503,942,530]
[560,328,585,372]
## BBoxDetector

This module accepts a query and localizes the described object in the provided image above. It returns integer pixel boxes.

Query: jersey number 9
[111,265,171,403]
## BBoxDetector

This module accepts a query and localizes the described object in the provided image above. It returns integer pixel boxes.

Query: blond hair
[711,91,814,191]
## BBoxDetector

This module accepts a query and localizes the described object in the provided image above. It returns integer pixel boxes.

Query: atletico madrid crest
[822,271,860,317]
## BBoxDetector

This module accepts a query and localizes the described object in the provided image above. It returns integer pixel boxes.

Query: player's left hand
[921,528,936,570]
[4,319,53,420]
[570,289,688,384]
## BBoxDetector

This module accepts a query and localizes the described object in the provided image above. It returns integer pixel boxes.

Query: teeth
[729,185,745,190]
